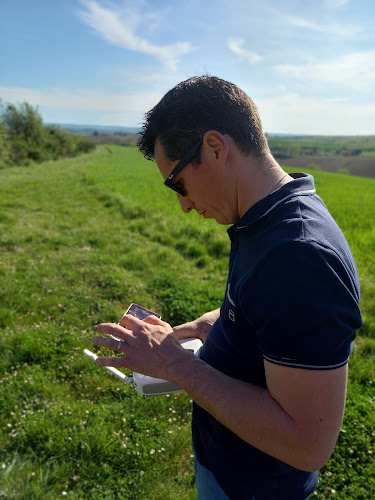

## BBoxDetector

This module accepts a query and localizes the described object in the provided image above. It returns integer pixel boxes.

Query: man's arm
[94,316,347,472]
[172,309,220,342]
[173,356,347,472]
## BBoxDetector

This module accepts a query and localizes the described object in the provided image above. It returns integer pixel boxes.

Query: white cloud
[2,84,374,134]
[257,92,375,135]
[0,85,162,125]
[270,8,360,37]
[227,38,262,64]
[323,0,350,8]
[78,0,194,70]
[273,51,375,93]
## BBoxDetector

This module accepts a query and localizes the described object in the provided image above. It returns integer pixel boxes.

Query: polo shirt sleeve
[239,240,362,370]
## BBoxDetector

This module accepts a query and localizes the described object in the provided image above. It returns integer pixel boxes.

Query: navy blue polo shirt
[192,173,362,500]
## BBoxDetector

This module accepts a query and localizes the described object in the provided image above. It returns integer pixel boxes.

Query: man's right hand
[173,309,220,343]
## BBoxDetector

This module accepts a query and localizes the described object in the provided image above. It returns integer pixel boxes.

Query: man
[93,76,362,499]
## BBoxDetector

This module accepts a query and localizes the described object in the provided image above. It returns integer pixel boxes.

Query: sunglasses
[164,129,226,196]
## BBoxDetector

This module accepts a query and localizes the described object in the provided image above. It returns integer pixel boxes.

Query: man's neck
[235,153,292,219]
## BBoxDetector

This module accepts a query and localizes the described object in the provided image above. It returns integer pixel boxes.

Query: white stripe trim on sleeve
[263,354,349,370]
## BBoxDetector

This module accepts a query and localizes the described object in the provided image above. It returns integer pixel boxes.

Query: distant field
[267,134,375,178]
[0,146,374,499]
[267,134,375,156]
[283,155,375,178]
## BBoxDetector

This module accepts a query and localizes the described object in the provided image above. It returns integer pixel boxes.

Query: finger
[96,356,131,368]
[119,314,170,329]
[118,314,145,328]
[97,322,132,340]
[92,335,127,352]
[142,315,169,326]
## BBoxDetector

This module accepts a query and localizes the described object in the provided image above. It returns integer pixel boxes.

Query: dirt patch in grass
[280,155,375,178]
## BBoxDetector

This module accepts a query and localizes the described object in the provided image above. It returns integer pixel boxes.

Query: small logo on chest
[227,284,236,322]
[228,309,236,322]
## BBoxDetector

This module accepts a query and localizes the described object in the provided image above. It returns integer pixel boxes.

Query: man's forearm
[168,353,337,472]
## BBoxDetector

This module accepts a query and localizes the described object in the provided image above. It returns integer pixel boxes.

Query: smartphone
[110,303,161,342]
[121,303,161,322]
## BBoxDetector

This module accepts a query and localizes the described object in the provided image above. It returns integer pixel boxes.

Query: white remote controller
[84,337,202,396]
[84,304,203,396]
[132,337,202,396]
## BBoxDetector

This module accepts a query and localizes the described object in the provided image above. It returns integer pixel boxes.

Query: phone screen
[122,303,161,321]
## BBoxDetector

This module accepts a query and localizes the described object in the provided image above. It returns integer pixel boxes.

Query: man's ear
[202,130,229,164]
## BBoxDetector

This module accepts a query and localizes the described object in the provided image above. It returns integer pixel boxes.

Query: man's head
[138,76,274,225]
[138,75,269,164]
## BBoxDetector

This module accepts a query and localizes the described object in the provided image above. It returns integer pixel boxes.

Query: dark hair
[138,75,269,162]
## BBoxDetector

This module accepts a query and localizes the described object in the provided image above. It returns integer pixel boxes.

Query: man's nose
[177,194,194,213]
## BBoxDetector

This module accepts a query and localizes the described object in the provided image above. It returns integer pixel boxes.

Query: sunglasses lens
[172,185,184,196]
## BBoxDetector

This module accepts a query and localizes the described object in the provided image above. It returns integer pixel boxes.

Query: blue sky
[1,0,374,135]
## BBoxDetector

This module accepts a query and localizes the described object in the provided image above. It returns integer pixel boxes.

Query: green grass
[267,135,375,156]
[0,146,374,499]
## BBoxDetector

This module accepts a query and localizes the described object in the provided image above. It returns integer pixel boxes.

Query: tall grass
[0,146,374,499]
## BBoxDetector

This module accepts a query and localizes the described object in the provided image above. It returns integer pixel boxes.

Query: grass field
[0,146,374,499]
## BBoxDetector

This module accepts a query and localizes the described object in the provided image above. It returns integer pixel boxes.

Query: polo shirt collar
[229,173,316,233]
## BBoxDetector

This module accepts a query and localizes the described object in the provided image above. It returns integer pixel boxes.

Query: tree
[287,143,301,157]
[0,100,95,167]
[0,119,10,168]
[1,101,47,164]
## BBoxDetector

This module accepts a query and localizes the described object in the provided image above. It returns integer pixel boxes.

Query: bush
[1,101,48,164]
[44,125,76,159]
[74,134,96,154]
[0,120,11,168]
[0,100,96,167]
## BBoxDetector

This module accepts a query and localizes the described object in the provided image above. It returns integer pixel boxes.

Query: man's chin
[215,215,237,225]
[199,210,234,225]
